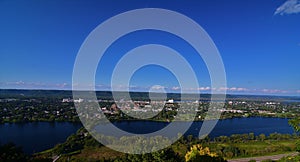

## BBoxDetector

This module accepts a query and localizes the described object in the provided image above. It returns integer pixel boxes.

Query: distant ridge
[1,89,300,102]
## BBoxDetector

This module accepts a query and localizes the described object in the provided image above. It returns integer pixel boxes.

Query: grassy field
[208,140,296,159]
[67,140,296,161]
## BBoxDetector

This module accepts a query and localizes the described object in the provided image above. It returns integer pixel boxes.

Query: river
[0,117,294,154]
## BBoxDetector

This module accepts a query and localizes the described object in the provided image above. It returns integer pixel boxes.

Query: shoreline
[0,116,293,125]
[0,115,293,124]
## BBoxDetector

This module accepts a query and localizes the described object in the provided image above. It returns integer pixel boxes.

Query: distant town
[0,89,299,123]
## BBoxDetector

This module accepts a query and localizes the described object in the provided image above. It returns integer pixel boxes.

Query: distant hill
[0,89,299,102]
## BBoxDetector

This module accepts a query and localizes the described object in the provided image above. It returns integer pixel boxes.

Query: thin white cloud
[171,86,181,90]
[218,87,229,91]
[15,81,25,85]
[57,83,68,88]
[184,87,248,92]
[217,87,248,92]
[229,87,237,91]
[237,87,248,91]
[198,87,211,91]
[274,0,300,15]
[150,85,165,90]
[0,81,70,90]
[260,88,290,94]
[1,81,300,95]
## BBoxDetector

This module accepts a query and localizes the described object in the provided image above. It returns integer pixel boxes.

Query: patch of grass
[33,148,54,155]
[227,140,296,159]
[72,146,124,161]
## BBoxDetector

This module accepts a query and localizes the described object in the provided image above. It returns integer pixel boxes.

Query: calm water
[0,117,294,154]
[98,117,294,138]
[0,122,82,154]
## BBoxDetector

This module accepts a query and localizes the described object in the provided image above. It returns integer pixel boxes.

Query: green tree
[288,118,300,152]
[185,144,227,162]
[258,134,266,141]
[0,142,28,162]
[289,118,300,133]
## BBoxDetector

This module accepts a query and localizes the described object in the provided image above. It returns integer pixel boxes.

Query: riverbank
[0,114,293,124]
[0,117,295,155]
[32,127,299,162]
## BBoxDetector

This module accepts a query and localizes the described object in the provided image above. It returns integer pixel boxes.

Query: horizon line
[1,88,300,98]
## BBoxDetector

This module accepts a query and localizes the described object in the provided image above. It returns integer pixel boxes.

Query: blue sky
[0,0,299,96]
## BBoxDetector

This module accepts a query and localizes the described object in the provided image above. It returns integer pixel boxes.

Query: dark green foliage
[111,148,184,162]
[289,118,300,133]
[53,128,102,154]
[0,142,28,162]
[52,134,83,154]
[187,155,227,162]
[288,118,300,153]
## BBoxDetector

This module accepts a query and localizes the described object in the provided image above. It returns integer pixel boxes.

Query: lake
[0,117,294,154]
[0,122,82,154]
